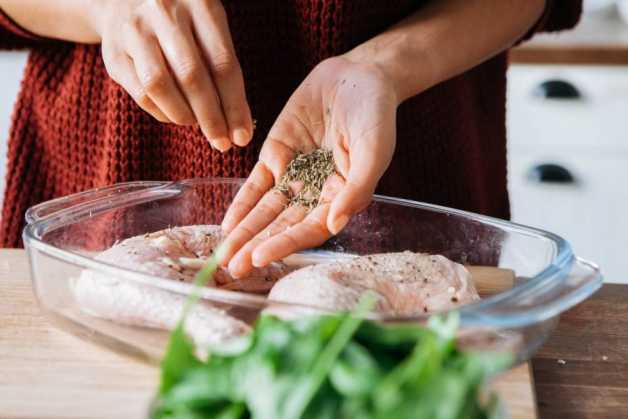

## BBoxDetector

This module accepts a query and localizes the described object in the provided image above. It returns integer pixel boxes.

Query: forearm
[0,0,100,43]
[345,0,545,103]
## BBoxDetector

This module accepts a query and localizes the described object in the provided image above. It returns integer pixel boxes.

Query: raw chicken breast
[93,225,291,293]
[73,226,478,346]
[72,225,293,347]
[73,272,250,348]
[268,251,479,316]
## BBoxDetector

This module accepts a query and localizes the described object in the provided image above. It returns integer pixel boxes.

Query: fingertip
[251,247,267,268]
[232,128,251,147]
[328,214,349,235]
[154,116,170,124]
[227,259,245,279]
[228,247,257,279]
[210,137,232,153]
[326,181,373,234]
[216,241,233,267]
[327,193,347,230]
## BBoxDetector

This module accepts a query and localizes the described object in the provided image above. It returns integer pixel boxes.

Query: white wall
[0,51,28,205]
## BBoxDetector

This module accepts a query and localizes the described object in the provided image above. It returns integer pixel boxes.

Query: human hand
[219,56,399,277]
[92,0,252,151]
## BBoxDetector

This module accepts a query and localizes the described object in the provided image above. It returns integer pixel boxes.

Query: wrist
[85,0,109,41]
[0,0,102,43]
[343,35,436,104]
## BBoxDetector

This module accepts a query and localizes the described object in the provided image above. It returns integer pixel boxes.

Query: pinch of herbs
[274,149,335,211]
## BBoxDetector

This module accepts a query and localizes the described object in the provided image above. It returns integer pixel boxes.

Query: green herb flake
[274,149,335,211]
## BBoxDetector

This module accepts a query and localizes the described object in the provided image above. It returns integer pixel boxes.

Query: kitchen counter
[532,284,628,418]
[0,250,156,419]
[511,14,628,65]
[1,249,626,418]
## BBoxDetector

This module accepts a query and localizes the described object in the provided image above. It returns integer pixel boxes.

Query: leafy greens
[152,246,511,419]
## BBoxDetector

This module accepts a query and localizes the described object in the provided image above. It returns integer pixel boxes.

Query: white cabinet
[507,65,628,283]
[507,65,628,152]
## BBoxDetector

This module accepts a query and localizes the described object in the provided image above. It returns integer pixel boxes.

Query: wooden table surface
[1,249,626,419]
[531,284,628,418]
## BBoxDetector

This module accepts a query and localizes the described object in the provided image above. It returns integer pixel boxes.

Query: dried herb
[274,149,335,211]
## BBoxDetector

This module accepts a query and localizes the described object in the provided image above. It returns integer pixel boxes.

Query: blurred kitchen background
[1,0,627,282]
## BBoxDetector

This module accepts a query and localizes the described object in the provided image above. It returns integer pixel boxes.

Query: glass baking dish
[23,178,602,365]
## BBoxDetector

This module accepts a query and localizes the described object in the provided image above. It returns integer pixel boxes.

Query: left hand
[219,56,399,278]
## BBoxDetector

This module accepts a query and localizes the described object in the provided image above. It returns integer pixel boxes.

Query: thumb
[326,178,374,234]
[326,142,392,234]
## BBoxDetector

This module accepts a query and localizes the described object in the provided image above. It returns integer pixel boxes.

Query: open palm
[219,57,398,277]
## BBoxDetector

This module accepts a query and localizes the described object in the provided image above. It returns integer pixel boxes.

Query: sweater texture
[0,1,581,247]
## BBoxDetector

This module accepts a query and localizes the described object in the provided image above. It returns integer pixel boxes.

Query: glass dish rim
[23,177,576,327]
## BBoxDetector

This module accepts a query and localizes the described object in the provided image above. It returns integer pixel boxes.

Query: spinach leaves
[152,247,510,419]
[153,311,509,419]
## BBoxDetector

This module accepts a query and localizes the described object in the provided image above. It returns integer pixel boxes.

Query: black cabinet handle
[527,163,575,184]
[533,79,581,100]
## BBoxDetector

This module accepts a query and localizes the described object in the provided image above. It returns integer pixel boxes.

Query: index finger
[249,174,344,267]
[221,161,274,234]
[191,1,253,146]
[150,6,230,150]
[251,204,332,268]
[221,137,297,233]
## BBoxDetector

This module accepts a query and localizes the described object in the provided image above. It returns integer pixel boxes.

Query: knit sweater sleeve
[0,7,53,50]
[518,0,582,44]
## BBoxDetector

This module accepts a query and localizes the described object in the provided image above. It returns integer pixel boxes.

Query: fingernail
[211,138,232,153]
[232,128,250,147]
[252,250,265,268]
[227,261,243,279]
[330,215,349,235]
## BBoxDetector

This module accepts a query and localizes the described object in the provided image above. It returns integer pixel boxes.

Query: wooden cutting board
[0,249,537,419]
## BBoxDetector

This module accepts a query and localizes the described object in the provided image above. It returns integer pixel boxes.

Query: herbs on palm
[274,149,335,211]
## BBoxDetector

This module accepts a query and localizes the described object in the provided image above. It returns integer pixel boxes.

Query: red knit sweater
[0,1,581,248]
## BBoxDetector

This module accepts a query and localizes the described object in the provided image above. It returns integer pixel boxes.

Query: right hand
[91,0,253,152]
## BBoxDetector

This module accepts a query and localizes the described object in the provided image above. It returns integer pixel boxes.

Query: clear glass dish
[23,178,602,365]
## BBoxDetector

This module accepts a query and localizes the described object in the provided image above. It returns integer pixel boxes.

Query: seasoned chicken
[73,226,478,346]
[268,251,479,316]
[91,225,291,293]
[72,225,293,347]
